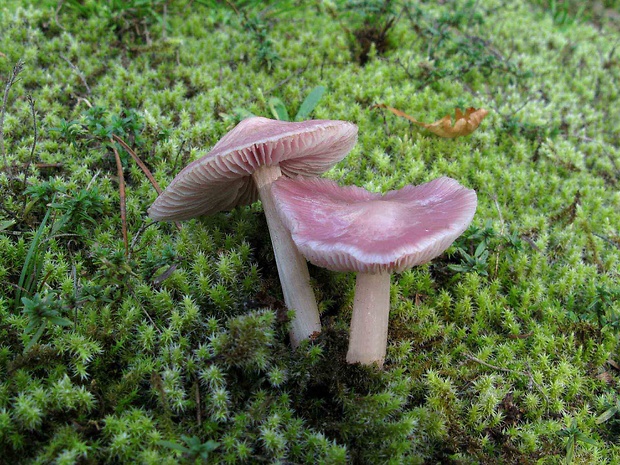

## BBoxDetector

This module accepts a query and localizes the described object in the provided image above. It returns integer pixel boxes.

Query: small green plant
[14,187,104,311]
[52,106,145,148]
[503,229,524,251]
[158,434,219,460]
[108,109,144,140]
[245,15,281,71]
[448,221,497,276]
[51,187,105,233]
[558,420,597,464]
[566,285,620,329]
[22,291,73,352]
[408,2,528,86]
[501,115,559,143]
[14,204,54,310]
[195,1,297,70]
[532,0,586,28]
[24,180,66,205]
[587,285,620,329]
[49,119,82,147]
[341,0,398,65]
[268,86,326,121]
[449,241,489,276]
[46,105,158,253]
[464,221,496,248]
[23,180,66,216]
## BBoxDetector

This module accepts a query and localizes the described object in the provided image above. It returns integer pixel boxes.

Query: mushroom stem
[346,272,391,367]
[252,164,321,348]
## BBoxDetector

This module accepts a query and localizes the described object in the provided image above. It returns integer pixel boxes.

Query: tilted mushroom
[148,117,358,347]
[272,176,477,366]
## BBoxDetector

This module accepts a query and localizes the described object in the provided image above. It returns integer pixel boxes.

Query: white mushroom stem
[346,272,391,367]
[252,164,321,348]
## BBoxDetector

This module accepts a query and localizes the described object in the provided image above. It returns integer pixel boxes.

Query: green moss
[0,0,619,462]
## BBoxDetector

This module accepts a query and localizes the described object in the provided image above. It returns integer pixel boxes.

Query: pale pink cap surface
[272,176,477,274]
[148,117,358,221]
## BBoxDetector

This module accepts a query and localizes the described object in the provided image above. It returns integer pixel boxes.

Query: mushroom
[148,117,358,347]
[271,176,477,366]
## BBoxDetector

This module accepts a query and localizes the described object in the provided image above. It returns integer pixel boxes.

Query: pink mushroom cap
[272,176,478,274]
[148,117,358,221]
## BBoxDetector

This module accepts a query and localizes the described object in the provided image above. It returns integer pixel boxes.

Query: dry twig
[195,380,202,426]
[0,60,24,170]
[464,352,548,401]
[60,54,91,94]
[128,220,158,260]
[54,0,66,30]
[112,135,161,193]
[20,96,38,214]
[25,96,37,172]
[112,134,181,231]
[111,143,128,256]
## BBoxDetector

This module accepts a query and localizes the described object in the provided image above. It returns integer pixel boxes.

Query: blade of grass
[24,321,46,353]
[295,85,325,121]
[157,440,189,453]
[15,200,53,310]
[0,220,15,231]
[269,97,289,121]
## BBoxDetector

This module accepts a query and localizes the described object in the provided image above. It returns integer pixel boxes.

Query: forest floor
[0,0,619,463]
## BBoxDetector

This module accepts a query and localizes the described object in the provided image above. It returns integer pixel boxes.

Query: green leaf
[269,97,289,121]
[448,264,469,273]
[0,220,15,231]
[295,85,326,121]
[47,316,73,327]
[24,320,39,334]
[24,322,47,353]
[596,407,618,424]
[15,199,54,309]
[474,241,487,259]
[180,435,198,446]
[565,436,575,464]
[157,440,189,453]
[575,433,597,446]
[201,440,219,453]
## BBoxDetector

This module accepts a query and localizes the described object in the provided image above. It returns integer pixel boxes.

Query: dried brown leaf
[607,359,620,371]
[152,264,178,286]
[596,371,614,384]
[373,104,489,138]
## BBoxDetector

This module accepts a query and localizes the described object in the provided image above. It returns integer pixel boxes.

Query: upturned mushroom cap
[148,117,358,221]
[272,176,477,274]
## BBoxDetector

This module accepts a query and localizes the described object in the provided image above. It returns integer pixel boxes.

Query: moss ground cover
[0,0,619,462]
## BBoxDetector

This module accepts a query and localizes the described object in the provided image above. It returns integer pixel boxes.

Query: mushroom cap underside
[272,176,477,274]
[148,117,358,221]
